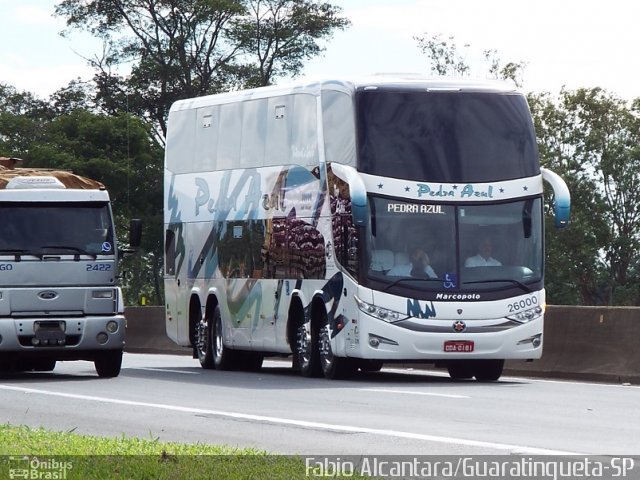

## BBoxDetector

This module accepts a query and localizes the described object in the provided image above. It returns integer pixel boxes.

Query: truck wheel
[94,349,123,378]
[318,312,355,380]
[196,314,214,369]
[212,305,234,370]
[473,359,504,382]
[295,318,321,377]
[0,353,11,372]
[30,359,57,372]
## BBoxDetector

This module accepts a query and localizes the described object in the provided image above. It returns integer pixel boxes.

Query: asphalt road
[1,353,638,456]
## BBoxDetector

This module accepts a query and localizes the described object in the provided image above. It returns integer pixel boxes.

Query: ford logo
[38,291,58,300]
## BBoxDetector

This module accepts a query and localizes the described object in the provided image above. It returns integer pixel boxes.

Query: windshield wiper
[0,248,43,260]
[463,278,532,293]
[40,245,98,259]
[0,248,28,254]
[383,277,442,292]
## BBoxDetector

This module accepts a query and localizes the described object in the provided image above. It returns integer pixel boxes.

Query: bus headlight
[354,296,409,323]
[507,306,543,324]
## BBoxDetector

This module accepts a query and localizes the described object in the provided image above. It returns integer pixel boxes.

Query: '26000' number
[508,296,538,312]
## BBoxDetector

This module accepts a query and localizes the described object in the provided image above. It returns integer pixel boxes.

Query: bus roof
[169,74,520,112]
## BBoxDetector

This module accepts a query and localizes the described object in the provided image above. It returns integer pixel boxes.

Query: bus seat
[370,249,394,272]
[394,252,409,266]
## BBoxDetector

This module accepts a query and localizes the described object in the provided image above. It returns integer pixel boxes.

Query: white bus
[163,75,570,380]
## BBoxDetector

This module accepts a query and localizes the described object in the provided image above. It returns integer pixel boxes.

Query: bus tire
[94,349,123,378]
[358,360,384,372]
[447,360,474,380]
[212,305,234,370]
[238,351,264,372]
[319,313,355,380]
[473,359,504,382]
[196,313,214,369]
[296,317,321,377]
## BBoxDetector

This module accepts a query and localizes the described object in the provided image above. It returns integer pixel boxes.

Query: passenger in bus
[386,248,437,278]
[465,236,502,267]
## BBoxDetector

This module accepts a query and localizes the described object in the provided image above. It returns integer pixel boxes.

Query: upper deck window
[355,88,539,183]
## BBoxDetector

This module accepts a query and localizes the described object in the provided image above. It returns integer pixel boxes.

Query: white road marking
[0,384,585,455]
[360,388,469,399]
[125,367,200,375]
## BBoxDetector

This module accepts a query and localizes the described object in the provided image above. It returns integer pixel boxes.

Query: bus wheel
[473,359,504,382]
[212,305,234,370]
[318,314,355,380]
[238,351,264,372]
[196,314,214,369]
[296,319,321,377]
[358,360,384,372]
[447,360,474,380]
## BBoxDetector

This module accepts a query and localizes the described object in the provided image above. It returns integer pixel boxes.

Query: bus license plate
[444,340,474,352]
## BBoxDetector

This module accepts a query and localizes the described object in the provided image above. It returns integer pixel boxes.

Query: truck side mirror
[129,219,142,248]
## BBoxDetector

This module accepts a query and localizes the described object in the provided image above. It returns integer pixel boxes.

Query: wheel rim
[296,323,312,369]
[215,314,224,358]
[196,319,208,359]
[319,323,333,371]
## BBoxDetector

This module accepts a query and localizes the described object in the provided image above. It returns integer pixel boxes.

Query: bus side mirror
[541,168,571,229]
[129,219,142,248]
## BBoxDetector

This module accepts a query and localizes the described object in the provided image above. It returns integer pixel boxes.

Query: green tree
[1,107,164,305]
[0,83,54,156]
[231,0,350,87]
[414,33,526,86]
[414,34,470,76]
[550,88,640,305]
[528,91,610,304]
[55,0,349,139]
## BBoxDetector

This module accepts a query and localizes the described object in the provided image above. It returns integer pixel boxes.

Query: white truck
[0,158,140,377]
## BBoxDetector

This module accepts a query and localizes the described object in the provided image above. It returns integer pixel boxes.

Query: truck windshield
[355,89,539,183]
[366,196,543,298]
[0,202,115,256]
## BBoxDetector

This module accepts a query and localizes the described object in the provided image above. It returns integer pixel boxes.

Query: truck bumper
[0,315,125,357]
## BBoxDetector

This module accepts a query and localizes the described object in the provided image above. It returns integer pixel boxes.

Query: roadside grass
[0,424,364,479]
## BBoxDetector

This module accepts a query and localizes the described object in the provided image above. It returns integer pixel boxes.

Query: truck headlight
[92,290,114,299]
[354,296,409,323]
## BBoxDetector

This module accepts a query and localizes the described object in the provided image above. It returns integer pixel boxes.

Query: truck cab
[0,162,140,377]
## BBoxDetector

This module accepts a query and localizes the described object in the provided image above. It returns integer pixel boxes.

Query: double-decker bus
[163,75,570,380]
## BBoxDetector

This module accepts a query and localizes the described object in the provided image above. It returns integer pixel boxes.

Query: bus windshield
[0,202,115,256]
[366,196,543,297]
[356,89,539,183]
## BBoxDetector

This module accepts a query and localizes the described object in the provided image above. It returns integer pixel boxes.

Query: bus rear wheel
[318,314,355,380]
[295,319,321,377]
[212,305,234,370]
[196,314,214,369]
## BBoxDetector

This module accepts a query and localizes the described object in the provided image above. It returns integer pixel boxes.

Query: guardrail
[124,305,640,384]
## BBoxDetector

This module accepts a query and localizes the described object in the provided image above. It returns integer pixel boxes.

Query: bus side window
[165,228,176,276]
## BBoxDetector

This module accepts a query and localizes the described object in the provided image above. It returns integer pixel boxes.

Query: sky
[1,0,639,100]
